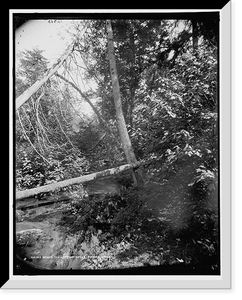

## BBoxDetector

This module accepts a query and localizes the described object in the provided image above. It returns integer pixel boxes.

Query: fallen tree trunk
[16,195,71,210]
[16,161,142,200]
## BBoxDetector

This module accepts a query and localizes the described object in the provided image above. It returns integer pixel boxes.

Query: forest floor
[15,174,219,275]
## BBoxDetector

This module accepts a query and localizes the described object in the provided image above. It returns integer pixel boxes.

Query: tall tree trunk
[106,20,144,185]
[192,19,199,50]
[129,89,135,128]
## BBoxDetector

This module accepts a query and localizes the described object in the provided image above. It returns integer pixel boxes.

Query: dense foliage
[16,16,219,272]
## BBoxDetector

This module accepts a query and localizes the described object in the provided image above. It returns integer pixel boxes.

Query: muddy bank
[15,177,219,274]
[15,180,123,271]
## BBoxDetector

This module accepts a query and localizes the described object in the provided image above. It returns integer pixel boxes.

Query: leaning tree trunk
[56,73,120,146]
[16,48,73,110]
[192,19,198,50]
[106,20,144,185]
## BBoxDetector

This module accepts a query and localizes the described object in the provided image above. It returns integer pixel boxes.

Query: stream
[15,174,219,273]
[15,177,122,270]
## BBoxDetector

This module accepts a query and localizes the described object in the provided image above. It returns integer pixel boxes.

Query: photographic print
[5,4,231,289]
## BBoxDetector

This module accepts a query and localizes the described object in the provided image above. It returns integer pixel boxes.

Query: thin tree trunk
[129,89,135,128]
[106,20,144,185]
[192,19,198,50]
[56,73,120,146]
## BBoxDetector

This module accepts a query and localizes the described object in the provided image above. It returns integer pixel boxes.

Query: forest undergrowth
[58,156,219,273]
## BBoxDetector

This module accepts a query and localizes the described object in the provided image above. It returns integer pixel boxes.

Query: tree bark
[192,19,199,50]
[16,48,73,110]
[106,20,144,185]
[106,20,136,164]
[16,161,142,200]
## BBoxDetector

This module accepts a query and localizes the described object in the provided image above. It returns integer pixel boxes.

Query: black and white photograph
[7,6,232,288]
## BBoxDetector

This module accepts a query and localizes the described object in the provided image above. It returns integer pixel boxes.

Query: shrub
[60,187,144,242]
[16,147,90,192]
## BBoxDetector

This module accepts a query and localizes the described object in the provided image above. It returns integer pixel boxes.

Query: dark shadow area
[15,254,219,276]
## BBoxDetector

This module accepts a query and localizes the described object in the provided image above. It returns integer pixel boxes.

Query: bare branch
[56,73,121,146]
[17,109,50,164]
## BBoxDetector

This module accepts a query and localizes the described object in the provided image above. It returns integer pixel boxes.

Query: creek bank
[15,176,219,273]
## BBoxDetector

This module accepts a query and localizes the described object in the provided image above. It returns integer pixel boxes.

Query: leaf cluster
[60,186,144,241]
[16,146,89,191]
